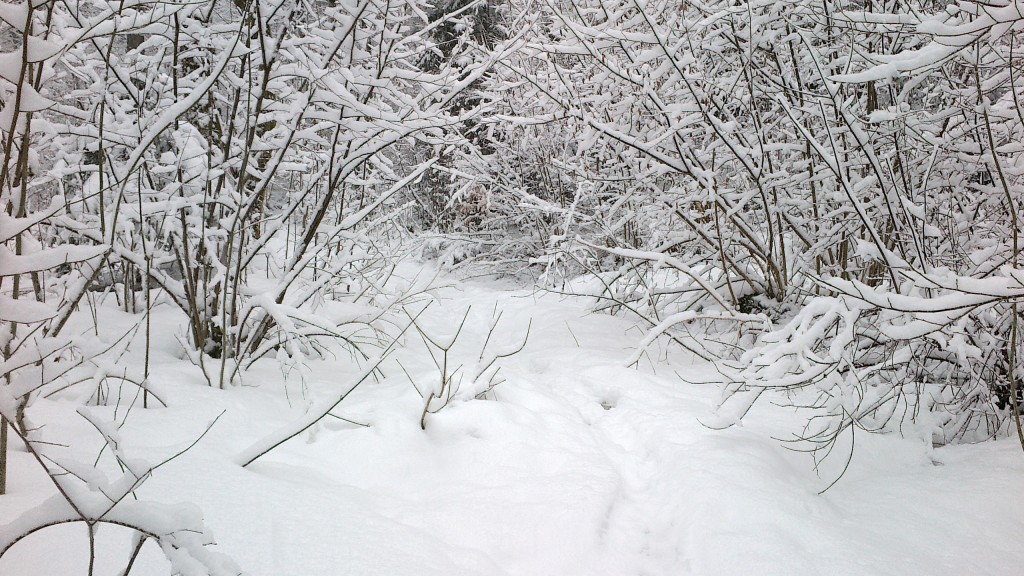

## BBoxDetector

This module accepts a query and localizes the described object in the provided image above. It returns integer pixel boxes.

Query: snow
[0,244,107,276]
[0,1,25,33]
[1,271,1022,575]
[0,295,55,324]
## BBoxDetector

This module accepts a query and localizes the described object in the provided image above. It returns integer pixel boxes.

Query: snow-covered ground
[2,271,1022,575]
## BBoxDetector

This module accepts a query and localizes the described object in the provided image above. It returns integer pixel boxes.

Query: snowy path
[3,276,1023,575]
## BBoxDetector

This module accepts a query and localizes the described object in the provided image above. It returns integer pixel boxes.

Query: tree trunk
[0,416,7,495]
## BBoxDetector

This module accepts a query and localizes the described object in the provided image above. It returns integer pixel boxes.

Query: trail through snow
[2,274,1022,575]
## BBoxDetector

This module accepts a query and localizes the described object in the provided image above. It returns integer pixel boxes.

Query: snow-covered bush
[720,0,1024,457]
[0,3,241,571]
[731,271,1022,448]
[487,0,1024,460]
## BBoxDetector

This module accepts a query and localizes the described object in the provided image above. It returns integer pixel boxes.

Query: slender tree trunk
[1,416,7,495]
